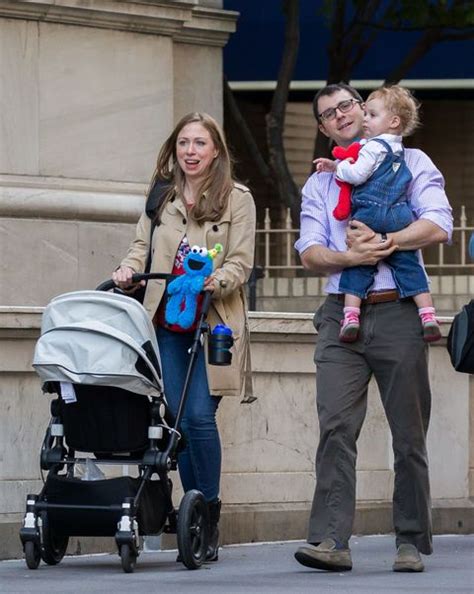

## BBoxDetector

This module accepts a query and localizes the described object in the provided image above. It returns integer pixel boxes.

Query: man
[294,83,453,573]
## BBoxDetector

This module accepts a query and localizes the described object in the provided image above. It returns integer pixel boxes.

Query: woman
[112,112,256,562]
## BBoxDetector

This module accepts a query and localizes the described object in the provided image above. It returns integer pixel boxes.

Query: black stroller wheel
[40,512,69,565]
[120,543,137,573]
[177,490,209,570]
[24,541,41,570]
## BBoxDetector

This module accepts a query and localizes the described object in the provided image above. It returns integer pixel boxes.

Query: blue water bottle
[208,324,234,366]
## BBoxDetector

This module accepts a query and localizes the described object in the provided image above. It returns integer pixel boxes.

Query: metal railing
[256,205,474,277]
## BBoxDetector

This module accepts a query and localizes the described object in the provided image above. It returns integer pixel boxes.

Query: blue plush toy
[165,243,223,329]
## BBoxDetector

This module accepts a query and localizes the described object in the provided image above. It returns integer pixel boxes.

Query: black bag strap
[145,179,171,219]
[143,179,171,273]
[447,300,474,372]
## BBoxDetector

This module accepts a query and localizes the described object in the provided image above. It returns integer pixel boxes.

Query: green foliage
[377,0,474,29]
[319,0,474,30]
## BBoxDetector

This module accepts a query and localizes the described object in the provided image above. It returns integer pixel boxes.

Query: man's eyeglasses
[318,98,362,122]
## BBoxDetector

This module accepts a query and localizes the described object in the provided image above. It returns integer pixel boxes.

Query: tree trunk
[223,76,274,188]
[266,0,301,226]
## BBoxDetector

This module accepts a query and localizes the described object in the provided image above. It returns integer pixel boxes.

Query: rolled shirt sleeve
[294,174,331,255]
[405,149,453,242]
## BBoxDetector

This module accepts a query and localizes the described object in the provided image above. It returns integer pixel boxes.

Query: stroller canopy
[33,291,163,396]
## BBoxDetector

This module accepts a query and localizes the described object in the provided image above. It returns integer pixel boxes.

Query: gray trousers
[308,295,433,554]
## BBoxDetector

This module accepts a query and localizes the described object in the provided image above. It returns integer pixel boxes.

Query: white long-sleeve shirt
[336,133,403,186]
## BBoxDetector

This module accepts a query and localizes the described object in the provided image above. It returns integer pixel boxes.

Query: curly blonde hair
[367,85,420,136]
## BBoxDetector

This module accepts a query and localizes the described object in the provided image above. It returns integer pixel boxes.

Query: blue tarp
[223,0,473,82]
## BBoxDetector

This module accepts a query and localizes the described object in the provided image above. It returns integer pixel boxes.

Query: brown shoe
[294,539,352,571]
[392,544,424,572]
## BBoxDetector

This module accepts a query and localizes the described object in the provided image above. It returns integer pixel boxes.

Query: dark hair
[313,83,363,123]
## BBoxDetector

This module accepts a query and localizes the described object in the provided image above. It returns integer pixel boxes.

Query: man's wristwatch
[380,232,388,242]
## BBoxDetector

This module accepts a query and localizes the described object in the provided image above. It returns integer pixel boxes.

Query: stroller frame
[20,273,214,573]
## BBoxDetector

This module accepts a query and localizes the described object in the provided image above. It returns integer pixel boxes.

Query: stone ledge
[0,308,454,338]
[217,499,474,545]
[2,499,473,559]
[174,5,238,47]
[0,175,146,223]
[0,1,236,45]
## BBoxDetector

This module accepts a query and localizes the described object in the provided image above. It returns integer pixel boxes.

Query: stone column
[0,0,237,305]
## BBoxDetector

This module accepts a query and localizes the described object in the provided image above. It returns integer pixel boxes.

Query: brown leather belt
[333,290,404,305]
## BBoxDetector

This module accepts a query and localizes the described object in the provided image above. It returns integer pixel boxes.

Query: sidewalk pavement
[1,535,472,593]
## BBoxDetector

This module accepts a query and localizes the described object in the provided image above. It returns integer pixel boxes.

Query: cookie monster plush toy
[165,243,223,329]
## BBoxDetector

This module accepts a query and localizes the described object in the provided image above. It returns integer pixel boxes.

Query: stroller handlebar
[96,272,174,293]
[95,273,213,316]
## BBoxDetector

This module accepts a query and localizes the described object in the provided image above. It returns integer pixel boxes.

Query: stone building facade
[0,0,237,305]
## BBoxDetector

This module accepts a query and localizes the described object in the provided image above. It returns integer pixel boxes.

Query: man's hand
[346,220,378,248]
[314,157,337,174]
[347,237,398,266]
[345,220,398,266]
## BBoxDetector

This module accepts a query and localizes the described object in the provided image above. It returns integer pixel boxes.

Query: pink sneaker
[419,311,441,342]
[339,311,360,343]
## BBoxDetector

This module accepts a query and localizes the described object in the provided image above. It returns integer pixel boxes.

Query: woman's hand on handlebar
[203,275,216,292]
[112,266,145,290]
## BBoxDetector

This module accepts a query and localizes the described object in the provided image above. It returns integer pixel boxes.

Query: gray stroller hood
[33,291,163,396]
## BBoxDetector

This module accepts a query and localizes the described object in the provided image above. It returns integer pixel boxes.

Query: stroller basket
[56,384,152,454]
[42,474,168,537]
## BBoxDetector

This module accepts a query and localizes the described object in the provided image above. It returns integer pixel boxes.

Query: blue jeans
[339,249,429,299]
[156,326,221,502]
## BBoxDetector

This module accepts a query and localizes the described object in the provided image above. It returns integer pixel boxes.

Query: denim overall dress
[338,139,429,299]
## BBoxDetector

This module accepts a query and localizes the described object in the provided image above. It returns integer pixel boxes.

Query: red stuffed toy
[331,141,361,221]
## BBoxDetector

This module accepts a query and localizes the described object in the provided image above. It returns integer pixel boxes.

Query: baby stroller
[20,273,219,573]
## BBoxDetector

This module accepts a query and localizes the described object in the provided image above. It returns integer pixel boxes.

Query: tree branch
[353,21,473,31]
[439,29,474,41]
[385,28,441,84]
[344,0,383,51]
[223,76,274,187]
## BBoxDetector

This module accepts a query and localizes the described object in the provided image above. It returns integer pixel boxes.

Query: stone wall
[255,276,474,316]
[0,0,237,305]
[0,309,472,559]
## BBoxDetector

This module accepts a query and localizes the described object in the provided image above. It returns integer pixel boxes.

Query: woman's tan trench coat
[120,183,256,402]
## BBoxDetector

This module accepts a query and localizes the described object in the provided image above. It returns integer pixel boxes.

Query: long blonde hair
[149,112,234,223]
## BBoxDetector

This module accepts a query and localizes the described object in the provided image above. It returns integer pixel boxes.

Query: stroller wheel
[24,541,41,570]
[120,543,137,573]
[40,512,69,565]
[177,490,209,570]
